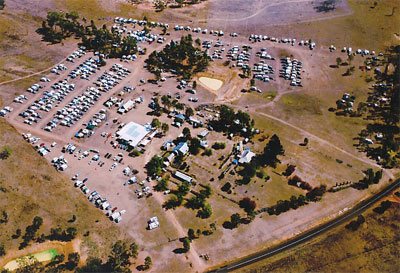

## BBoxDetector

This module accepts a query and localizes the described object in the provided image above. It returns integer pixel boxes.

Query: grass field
[237,197,400,273]
[272,0,400,51]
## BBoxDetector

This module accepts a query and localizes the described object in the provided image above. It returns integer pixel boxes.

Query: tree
[289,195,299,209]
[107,240,135,272]
[283,164,296,176]
[185,107,194,117]
[129,149,140,157]
[1,210,8,224]
[66,252,80,270]
[65,227,77,241]
[204,148,212,156]
[197,204,212,218]
[0,146,12,160]
[145,155,163,177]
[182,127,191,140]
[306,184,327,201]
[163,194,183,209]
[33,216,43,228]
[259,134,285,167]
[66,11,79,21]
[76,257,105,273]
[177,181,190,197]
[0,0,5,10]
[0,245,5,256]
[245,66,251,77]
[151,118,161,128]
[130,242,138,259]
[348,54,354,64]
[175,102,185,110]
[154,177,169,191]
[250,79,255,86]
[12,228,21,239]
[336,57,342,67]
[239,198,257,213]
[210,223,217,230]
[161,95,170,107]
[182,237,191,252]
[188,228,195,240]
[144,256,152,270]
[186,195,206,209]
[189,137,201,155]
[230,213,241,228]
[200,184,212,199]
[161,123,169,135]
[212,142,226,149]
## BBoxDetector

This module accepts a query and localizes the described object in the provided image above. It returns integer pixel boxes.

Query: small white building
[238,149,255,164]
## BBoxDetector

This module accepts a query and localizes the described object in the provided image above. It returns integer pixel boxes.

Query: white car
[51,142,57,147]
[109,162,118,171]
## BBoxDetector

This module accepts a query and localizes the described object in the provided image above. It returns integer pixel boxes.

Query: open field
[237,195,400,273]
[0,0,399,272]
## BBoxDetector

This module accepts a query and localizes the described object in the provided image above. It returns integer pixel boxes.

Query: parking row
[280,57,303,87]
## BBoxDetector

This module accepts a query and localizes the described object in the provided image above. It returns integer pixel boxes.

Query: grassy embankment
[237,197,400,273]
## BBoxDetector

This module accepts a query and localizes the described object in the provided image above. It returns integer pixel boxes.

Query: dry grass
[272,0,400,51]
[0,119,125,264]
[237,201,400,273]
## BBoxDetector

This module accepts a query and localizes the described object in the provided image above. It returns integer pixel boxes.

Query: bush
[197,204,212,219]
[373,200,392,214]
[0,146,12,160]
[239,198,256,213]
[0,245,5,256]
[283,165,296,176]
[182,237,191,252]
[256,171,265,179]
[154,178,169,192]
[129,150,140,157]
[212,142,226,150]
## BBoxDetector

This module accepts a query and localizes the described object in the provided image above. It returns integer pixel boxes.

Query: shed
[174,171,193,183]
[198,130,209,138]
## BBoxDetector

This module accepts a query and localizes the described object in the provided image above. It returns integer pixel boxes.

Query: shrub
[212,142,226,150]
[0,146,12,160]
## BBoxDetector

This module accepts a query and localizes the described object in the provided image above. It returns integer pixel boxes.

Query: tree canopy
[145,35,210,80]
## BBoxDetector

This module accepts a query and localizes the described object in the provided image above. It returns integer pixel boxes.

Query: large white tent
[116,121,149,148]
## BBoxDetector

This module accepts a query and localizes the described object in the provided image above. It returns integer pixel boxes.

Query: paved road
[209,178,400,272]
